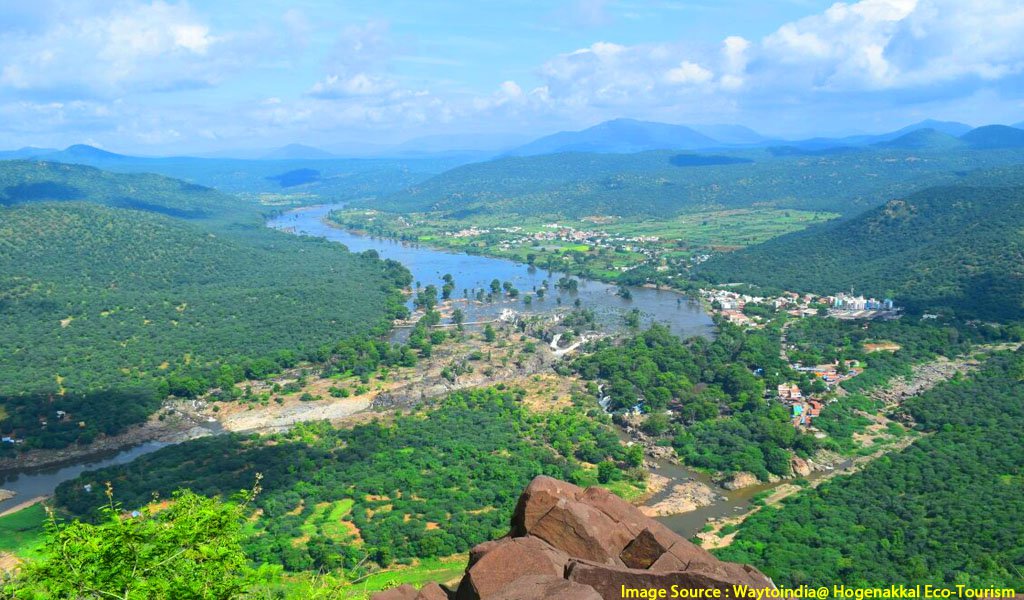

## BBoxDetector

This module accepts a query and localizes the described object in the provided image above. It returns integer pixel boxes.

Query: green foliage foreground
[7,488,258,599]
[54,387,630,575]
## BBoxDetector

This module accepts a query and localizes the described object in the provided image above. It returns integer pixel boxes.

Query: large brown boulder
[566,559,772,599]
[373,583,452,600]
[509,476,583,535]
[374,476,774,600]
[488,575,602,600]
[455,536,570,600]
[374,584,419,600]
[416,582,452,600]
[526,496,634,565]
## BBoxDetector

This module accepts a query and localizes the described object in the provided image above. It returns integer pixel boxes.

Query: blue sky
[1,0,1022,154]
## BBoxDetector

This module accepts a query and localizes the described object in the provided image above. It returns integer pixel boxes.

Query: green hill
[365,146,1024,219]
[0,163,410,451]
[874,128,965,150]
[960,125,1024,149]
[0,160,252,222]
[699,183,1024,321]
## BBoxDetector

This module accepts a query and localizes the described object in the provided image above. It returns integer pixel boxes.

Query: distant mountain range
[0,147,58,160]
[501,118,1022,156]
[261,144,336,160]
[3,119,1021,163]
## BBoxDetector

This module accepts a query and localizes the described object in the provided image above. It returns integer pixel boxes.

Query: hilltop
[699,181,1024,320]
[960,124,1024,149]
[507,119,720,156]
[0,160,251,222]
[873,128,965,150]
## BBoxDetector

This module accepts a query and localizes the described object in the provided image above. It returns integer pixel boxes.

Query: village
[701,287,900,328]
[449,222,664,269]
[699,286,892,433]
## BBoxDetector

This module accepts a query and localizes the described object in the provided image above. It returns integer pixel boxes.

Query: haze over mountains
[6,118,1023,163]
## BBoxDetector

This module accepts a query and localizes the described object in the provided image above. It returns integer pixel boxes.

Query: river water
[266,204,715,340]
[1,203,754,536]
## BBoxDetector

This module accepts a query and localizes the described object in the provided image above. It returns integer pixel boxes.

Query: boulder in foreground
[373,475,774,599]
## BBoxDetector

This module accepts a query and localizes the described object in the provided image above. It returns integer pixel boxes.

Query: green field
[0,504,49,561]
[332,207,838,284]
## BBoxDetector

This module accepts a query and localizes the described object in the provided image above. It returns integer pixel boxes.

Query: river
[1,203,745,536]
[267,204,715,340]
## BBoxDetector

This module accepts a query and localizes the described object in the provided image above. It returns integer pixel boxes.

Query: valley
[2,128,1023,598]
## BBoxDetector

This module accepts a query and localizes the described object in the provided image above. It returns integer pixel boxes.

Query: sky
[1,0,1023,155]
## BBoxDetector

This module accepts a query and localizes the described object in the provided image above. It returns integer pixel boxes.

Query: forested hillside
[0,160,251,223]
[0,162,410,451]
[699,184,1024,320]
[716,349,1024,588]
[363,146,1024,219]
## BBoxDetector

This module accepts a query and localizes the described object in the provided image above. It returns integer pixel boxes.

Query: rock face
[371,476,774,600]
[722,471,760,490]
[791,456,813,478]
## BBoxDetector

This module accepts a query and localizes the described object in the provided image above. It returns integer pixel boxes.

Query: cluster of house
[2,409,78,444]
[777,383,825,428]
[827,292,899,319]
[776,360,861,430]
[448,225,669,272]
[702,288,900,327]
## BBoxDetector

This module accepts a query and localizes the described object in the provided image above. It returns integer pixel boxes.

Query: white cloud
[308,73,397,98]
[0,1,234,96]
[665,61,713,85]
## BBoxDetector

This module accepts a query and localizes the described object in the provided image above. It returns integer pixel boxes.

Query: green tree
[12,484,260,599]
[597,460,620,484]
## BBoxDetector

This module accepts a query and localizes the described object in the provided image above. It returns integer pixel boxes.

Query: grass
[331,207,837,284]
[0,504,49,561]
[260,554,468,599]
[341,556,466,598]
[299,498,357,540]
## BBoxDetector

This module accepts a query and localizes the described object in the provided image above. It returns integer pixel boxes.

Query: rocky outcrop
[791,457,813,478]
[641,480,719,517]
[371,476,773,600]
[721,472,759,490]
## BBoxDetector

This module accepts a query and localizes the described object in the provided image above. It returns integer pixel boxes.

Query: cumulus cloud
[308,73,397,99]
[525,0,1024,126]
[0,1,238,97]
[665,61,713,85]
[4,0,1024,151]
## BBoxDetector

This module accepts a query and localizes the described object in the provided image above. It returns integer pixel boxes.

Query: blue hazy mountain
[507,118,721,155]
[392,132,534,156]
[41,144,130,164]
[887,119,973,138]
[0,147,57,160]
[873,128,966,150]
[780,119,974,151]
[261,144,336,160]
[688,124,766,145]
[960,125,1024,149]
